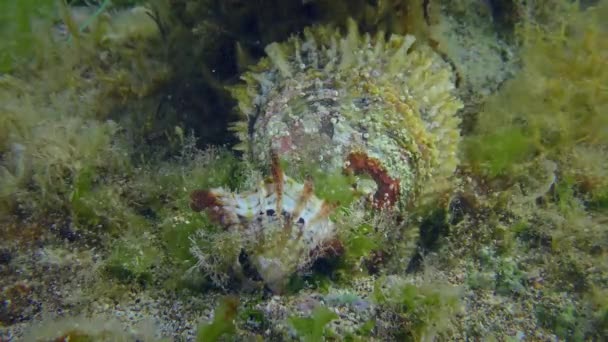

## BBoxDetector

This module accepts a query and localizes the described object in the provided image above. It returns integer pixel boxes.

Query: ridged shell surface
[190,155,336,293]
[231,19,463,207]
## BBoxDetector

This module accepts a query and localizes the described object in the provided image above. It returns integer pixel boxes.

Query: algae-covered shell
[231,19,463,208]
[191,154,338,293]
[190,19,463,292]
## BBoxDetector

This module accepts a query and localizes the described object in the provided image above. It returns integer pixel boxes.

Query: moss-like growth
[536,302,587,341]
[586,288,608,338]
[467,246,526,295]
[22,316,160,341]
[238,306,270,336]
[288,305,338,342]
[188,226,243,289]
[465,127,534,177]
[0,2,169,226]
[374,276,461,340]
[294,163,358,207]
[0,0,57,72]
[151,145,247,287]
[455,5,608,338]
[466,0,607,185]
[71,179,150,236]
[104,232,159,285]
[341,222,379,271]
[196,296,239,342]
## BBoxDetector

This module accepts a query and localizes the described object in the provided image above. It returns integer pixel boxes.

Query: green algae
[0,0,57,72]
[196,296,239,342]
[342,224,379,269]
[0,2,167,222]
[446,1,608,337]
[467,0,608,182]
[288,306,338,342]
[465,127,534,177]
[467,247,526,295]
[105,232,159,285]
[296,165,358,207]
[374,276,461,340]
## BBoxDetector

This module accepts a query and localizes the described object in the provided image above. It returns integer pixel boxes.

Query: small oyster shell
[191,154,337,292]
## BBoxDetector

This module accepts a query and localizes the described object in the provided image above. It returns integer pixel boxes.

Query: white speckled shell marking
[190,155,336,292]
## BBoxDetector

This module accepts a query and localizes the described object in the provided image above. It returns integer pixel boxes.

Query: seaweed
[288,305,338,342]
[467,0,607,184]
[447,3,608,338]
[373,276,461,340]
[467,246,526,295]
[196,296,239,342]
[0,0,58,72]
[0,1,169,222]
[104,231,159,285]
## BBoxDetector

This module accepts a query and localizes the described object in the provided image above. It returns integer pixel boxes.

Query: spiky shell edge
[229,18,463,207]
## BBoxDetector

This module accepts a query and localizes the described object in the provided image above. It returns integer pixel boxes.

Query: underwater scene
[0,0,606,340]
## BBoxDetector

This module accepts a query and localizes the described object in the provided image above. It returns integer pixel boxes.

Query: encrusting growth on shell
[345,151,401,209]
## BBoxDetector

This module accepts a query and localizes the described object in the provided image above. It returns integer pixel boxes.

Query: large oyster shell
[231,19,463,207]
[190,19,462,292]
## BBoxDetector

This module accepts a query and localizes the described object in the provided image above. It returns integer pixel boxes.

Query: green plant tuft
[289,306,338,342]
[104,232,158,285]
[197,296,239,342]
[374,277,461,340]
[0,0,58,72]
[466,127,534,177]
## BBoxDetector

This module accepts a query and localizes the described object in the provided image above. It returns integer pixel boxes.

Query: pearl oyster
[190,19,462,292]
[191,154,338,293]
[231,19,463,208]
